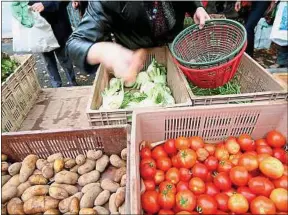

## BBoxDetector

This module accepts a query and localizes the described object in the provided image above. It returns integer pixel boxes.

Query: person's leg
[42,51,62,87]
[55,46,78,86]
[277,46,288,67]
[245,1,271,57]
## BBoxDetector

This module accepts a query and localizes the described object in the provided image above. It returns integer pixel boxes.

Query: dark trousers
[277,46,288,67]
[245,1,270,57]
[43,45,76,88]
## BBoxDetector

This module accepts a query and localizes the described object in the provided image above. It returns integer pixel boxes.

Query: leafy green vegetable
[133,72,150,90]
[1,54,19,83]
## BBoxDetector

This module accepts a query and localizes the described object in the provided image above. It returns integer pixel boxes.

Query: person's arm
[185,1,210,29]
[30,1,60,13]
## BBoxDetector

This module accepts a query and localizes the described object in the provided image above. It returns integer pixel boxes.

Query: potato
[120,174,126,187]
[16,181,31,197]
[1,162,9,172]
[51,183,79,195]
[81,183,100,193]
[44,209,60,215]
[76,154,86,165]
[21,185,49,202]
[2,175,11,186]
[53,159,64,173]
[59,192,83,213]
[19,154,38,182]
[1,203,7,215]
[55,170,78,185]
[78,159,96,175]
[64,158,76,169]
[80,186,102,208]
[110,155,126,168]
[93,206,109,215]
[70,164,80,173]
[109,193,118,213]
[78,170,100,186]
[114,167,126,182]
[47,153,63,163]
[8,162,22,176]
[69,197,80,214]
[42,165,54,179]
[2,186,17,203]
[33,169,42,175]
[36,159,48,170]
[121,148,127,161]
[2,174,20,190]
[28,174,48,185]
[7,198,25,215]
[79,208,97,215]
[94,190,110,206]
[101,179,120,193]
[23,196,59,214]
[119,201,125,214]
[96,155,109,172]
[87,150,103,161]
[49,186,69,200]
[115,187,125,207]
[2,154,7,161]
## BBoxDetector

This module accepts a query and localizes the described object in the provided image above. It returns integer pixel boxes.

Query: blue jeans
[277,46,288,67]
[245,1,270,57]
[43,46,76,88]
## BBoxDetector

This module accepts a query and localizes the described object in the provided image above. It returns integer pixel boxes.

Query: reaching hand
[235,1,242,12]
[31,2,44,13]
[72,1,80,9]
[193,7,210,29]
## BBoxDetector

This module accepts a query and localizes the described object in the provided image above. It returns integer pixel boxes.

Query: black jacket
[66,1,203,73]
[29,1,72,47]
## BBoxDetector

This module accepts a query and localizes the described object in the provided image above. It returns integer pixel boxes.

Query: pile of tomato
[140,130,287,215]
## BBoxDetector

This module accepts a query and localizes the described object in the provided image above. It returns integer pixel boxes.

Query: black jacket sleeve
[42,1,60,12]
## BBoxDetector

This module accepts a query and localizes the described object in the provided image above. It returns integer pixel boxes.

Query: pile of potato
[1,148,127,215]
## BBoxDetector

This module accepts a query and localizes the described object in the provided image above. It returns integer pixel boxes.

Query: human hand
[72,1,79,9]
[235,0,242,12]
[31,2,44,13]
[193,7,210,29]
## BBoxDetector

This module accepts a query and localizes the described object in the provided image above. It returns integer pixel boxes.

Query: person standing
[30,1,77,87]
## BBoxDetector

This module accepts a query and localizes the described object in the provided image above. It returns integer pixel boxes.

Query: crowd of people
[28,1,287,88]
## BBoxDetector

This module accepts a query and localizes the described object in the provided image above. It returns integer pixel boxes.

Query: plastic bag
[254,18,272,49]
[270,2,288,46]
[12,9,59,53]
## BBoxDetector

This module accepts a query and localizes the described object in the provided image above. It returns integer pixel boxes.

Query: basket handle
[139,140,165,150]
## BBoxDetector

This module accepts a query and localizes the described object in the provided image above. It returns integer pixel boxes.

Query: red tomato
[223,188,236,197]
[259,157,284,179]
[250,196,276,215]
[176,211,193,215]
[177,181,189,192]
[143,180,156,191]
[156,157,172,172]
[177,149,197,169]
[215,146,229,161]
[163,139,177,155]
[266,130,286,148]
[237,187,256,203]
[158,190,175,210]
[159,181,176,194]
[166,168,180,184]
[205,182,220,197]
[217,160,233,173]
[225,137,240,155]
[228,194,249,214]
[189,177,206,195]
[151,146,167,160]
[272,175,288,189]
[244,151,258,156]
[215,193,229,212]
[175,190,196,212]
[179,168,192,182]
[213,172,232,191]
[204,144,216,155]
[171,155,181,168]
[141,163,157,180]
[189,136,204,151]
[154,170,165,185]
[175,137,190,150]
[229,166,249,187]
[248,176,275,197]
[206,171,213,183]
[238,154,259,172]
[229,152,242,166]
[273,148,288,164]
[140,147,152,159]
[191,163,209,181]
[216,210,228,214]
[158,209,174,215]
[196,194,218,214]
[196,148,209,162]
[140,158,156,168]
[255,138,269,147]
[257,145,273,155]
[270,188,288,212]
[284,165,288,176]
[204,156,218,171]
[141,190,160,214]
[237,134,256,151]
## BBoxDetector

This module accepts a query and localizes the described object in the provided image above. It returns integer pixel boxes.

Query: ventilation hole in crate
[4,121,13,132]
[13,110,21,120]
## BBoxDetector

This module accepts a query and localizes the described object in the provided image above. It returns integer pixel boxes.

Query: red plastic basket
[174,42,247,89]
